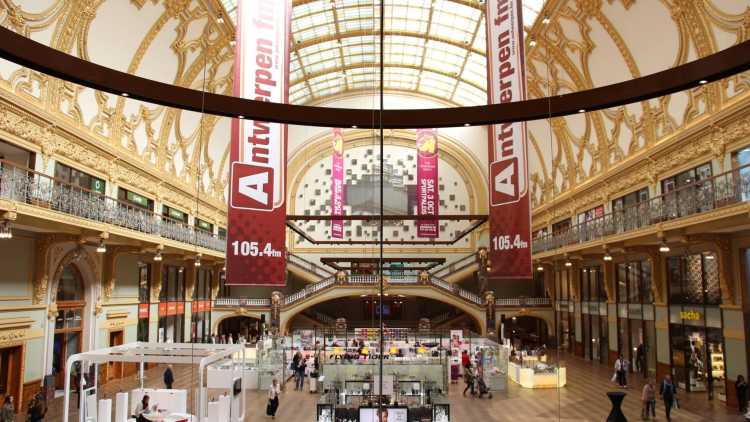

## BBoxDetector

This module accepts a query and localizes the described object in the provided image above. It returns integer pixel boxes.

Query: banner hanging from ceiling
[416,128,439,238]
[226,0,291,286]
[331,128,345,239]
[485,0,532,279]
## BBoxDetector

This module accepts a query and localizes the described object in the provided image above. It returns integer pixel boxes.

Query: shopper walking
[163,364,174,389]
[736,375,748,414]
[462,365,475,396]
[0,396,15,422]
[641,379,656,420]
[659,374,677,422]
[267,378,281,419]
[295,355,307,391]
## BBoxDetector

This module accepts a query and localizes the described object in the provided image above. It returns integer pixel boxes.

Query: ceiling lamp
[194,256,202,267]
[96,238,107,253]
[603,252,612,261]
[659,242,670,253]
[564,260,572,267]
[536,265,544,271]
[153,250,162,262]
[0,221,11,239]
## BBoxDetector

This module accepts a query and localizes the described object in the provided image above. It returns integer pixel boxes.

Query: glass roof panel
[219,0,547,106]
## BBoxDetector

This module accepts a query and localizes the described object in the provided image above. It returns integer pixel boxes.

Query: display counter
[206,361,259,390]
[507,362,566,389]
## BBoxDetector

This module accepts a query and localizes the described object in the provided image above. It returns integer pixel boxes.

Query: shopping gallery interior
[0,0,750,421]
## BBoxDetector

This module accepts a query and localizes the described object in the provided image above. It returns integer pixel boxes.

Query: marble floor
[39,352,745,421]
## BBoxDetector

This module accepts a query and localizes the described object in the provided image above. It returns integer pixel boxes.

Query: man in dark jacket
[659,374,677,421]
[27,391,46,422]
[164,364,174,389]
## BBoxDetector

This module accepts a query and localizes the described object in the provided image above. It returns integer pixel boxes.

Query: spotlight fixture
[705,254,715,260]
[699,79,708,84]
[0,221,11,239]
[536,265,544,271]
[194,257,202,267]
[659,242,670,253]
[121,93,129,97]
[351,125,358,129]
[222,265,226,271]
[96,238,107,253]
[564,261,572,267]
[603,252,612,261]
[238,115,244,119]
[178,267,184,273]
[578,109,586,113]
[464,123,470,127]
[153,250,163,261]
[529,39,537,47]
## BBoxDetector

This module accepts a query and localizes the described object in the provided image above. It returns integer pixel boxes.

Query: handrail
[533,165,750,253]
[495,297,551,306]
[430,252,477,278]
[214,298,271,307]
[286,252,334,278]
[0,159,225,252]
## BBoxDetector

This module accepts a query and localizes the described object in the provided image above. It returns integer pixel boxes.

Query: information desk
[507,362,566,389]
[130,389,187,416]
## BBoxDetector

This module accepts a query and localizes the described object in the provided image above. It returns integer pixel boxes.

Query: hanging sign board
[485,0,532,279]
[227,0,291,285]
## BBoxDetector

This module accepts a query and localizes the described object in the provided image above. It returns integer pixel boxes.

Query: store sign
[196,218,212,231]
[158,302,167,317]
[227,0,291,286]
[127,191,149,208]
[138,303,149,319]
[680,310,701,321]
[168,208,185,221]
[167,302,177,316]
[331,128,345,238]
[91,178,106,195]
[485,0,531,279]
[416,128,439,238]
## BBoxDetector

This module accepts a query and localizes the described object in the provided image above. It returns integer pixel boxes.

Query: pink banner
[331,128,345,238]
[485,0,531,279]
[226,0,291,285]
[416,129,439,238]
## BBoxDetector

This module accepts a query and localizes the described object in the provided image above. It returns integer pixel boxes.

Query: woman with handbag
[267,378,281,419]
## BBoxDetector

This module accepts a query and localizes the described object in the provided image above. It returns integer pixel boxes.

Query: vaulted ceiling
[0,0,748,221]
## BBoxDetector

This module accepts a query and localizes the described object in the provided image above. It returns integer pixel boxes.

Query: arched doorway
[502,315,549,350]
[52,264,85,390]
[217,316,262,344]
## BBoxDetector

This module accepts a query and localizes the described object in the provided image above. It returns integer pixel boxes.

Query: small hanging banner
[331,128,345,238]
[416,128,439,238]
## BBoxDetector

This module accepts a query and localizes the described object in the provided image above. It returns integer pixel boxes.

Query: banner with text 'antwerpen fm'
[331,128,345,238]
[485,0,532,279]
[227,0,291,286]
[416,129,439,238]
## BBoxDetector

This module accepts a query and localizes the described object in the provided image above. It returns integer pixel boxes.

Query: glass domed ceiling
[218,0,546,106]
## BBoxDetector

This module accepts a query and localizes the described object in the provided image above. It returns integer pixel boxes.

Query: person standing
[641,379,656,420]
[736,375,748,414]
[267,378,281,419]
[164,364,174,389]
[659,374,677,422]
[614,355,628,388]
[635,344,645,375]
[27,391,46,422]
[0,396,15,422]
[461,350,470,369]
[295,356,307,391]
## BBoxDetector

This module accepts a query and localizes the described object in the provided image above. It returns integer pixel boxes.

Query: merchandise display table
[508,362,566,388]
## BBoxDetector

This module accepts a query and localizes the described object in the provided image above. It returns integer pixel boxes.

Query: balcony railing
[214,298,271,307]
[495,297,551,306]
[532,165,750,253]
[0,160,225,252]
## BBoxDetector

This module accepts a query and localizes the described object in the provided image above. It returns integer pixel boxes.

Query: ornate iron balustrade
[532,166,750,253]
[0,161,225,252]
[495,297,551,306]
[214,298,271,307]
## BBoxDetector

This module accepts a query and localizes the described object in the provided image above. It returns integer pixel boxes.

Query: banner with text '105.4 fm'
[485,0,531,279]
[227,0,291,286]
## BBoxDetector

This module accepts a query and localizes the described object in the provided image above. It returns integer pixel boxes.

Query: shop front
[667,252,726,402]
[580,266,608,364]
[615,260,657,378]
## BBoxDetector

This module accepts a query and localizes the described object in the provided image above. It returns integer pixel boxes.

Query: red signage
[167,302,177,316]
[138,303,149,319]
[485,0,531,279]
[331,128,345,238]
[226,0,291,286]
[176,302,185,315]
[416,129,439,238]
[158,302,167,317]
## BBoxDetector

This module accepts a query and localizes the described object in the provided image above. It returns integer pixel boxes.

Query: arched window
[56,265,84,302]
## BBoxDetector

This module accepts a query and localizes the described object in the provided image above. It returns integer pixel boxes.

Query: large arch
[494,308,556,344]
[211,309,267,335]
[279,285,486,336]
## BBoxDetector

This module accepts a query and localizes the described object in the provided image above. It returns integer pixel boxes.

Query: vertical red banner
[416,129,439,238]
[331,128,345,239]
[226,0,291,286]
[485,0,532,278]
